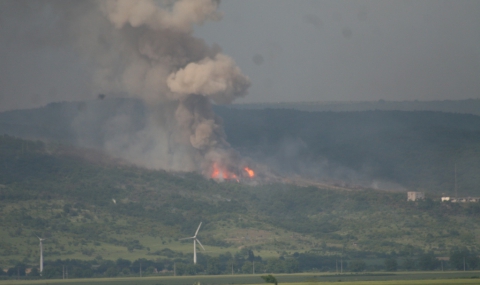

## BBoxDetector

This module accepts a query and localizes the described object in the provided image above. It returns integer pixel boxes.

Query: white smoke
[0,0,251,174]
[101,0,221,33]
[167,54,250,104]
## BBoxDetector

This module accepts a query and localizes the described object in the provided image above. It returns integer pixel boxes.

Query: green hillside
[1,135,480,279]
[1,100,480,194]
[216,107,480,195]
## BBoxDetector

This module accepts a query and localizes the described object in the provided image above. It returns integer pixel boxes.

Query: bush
[261,274,278,285]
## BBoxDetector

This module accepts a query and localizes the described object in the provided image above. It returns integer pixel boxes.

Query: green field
[2,272,480,285]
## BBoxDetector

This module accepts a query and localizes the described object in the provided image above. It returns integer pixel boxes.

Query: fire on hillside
[209,162,256,182]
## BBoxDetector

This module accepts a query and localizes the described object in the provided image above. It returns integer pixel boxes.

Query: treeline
[2,247,479,280]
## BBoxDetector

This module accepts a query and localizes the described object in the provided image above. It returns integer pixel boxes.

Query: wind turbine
[35,235,46,275]
[180,222,205,264]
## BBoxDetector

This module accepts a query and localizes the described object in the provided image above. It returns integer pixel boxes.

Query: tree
[242,261,253,274]
[184,264,197,275]
[116,258,131,269]
[174,263,186,276]
[261,274,278,285]
[266,258,285,273]
[450,248,480,270]
[226,258,237,274]
[349,260,366,272]
[105,266,119,277]
[207,257,220,275]
[284,258,299,273]
[42,265,61,279]
[401,256,416,271]
[384,258,397,271]
[7,263,26,277]
[417,252,440,271]
[121,268,131,276]
[28,267,40,277]
[247,249,255,262]
[146,266,156,274]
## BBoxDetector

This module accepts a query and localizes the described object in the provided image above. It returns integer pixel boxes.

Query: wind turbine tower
[180,222,205,264]
[36,236,46,275]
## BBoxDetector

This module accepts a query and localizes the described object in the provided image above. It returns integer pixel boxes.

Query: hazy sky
[196,0,480,103]
[1,0,479,111]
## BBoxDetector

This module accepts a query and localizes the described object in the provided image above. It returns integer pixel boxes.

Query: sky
[0,0,480,111]
[195,0,480,103]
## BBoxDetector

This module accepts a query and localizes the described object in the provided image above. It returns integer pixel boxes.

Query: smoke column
[0,0,251,175]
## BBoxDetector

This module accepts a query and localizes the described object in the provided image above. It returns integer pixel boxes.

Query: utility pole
[253,260,255,274]
[336,260,338,274]
[174,262,176,276]
[140,263,142,277]
[63,265,65,279]
[341,257,343,273]
[464,256,466,271]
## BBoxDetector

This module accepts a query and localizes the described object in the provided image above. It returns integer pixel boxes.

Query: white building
[407,191,425,201]
[441,197,480,203]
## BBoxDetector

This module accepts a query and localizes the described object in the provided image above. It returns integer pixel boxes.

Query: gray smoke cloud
[0,0,251,175]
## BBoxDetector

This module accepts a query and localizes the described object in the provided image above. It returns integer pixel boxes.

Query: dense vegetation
[216,107,480,194]
[1,99,480,194]
[1,135,480,279]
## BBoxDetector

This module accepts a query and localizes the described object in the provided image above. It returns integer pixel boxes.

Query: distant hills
[232,99,480,116]
[0,98,146,147]
[1,99,480,195]
[216,107,480,195]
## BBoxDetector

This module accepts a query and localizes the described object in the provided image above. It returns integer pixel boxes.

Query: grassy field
[2,272,480,285]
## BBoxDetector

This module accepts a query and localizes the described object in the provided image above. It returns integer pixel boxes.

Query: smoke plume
[0,0,251,175]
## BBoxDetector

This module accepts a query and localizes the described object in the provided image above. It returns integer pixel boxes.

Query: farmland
[2,272,480,285]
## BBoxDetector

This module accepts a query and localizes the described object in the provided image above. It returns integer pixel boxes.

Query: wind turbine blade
[179,237,194,240]
[196,239,205,251]
[194,222,202,237]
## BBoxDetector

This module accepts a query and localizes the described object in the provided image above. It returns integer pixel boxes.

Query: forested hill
[1,134,480,275]
[232,99,480,116]
[215,107,480,195]
[0,99,145,145]
[1,99,480,194]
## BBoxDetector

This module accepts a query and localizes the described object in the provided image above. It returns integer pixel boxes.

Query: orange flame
[211,163,238,180]
[244,167,255,178]
[210,163,255,181]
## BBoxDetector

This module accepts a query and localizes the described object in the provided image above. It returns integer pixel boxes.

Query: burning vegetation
[0,0,251,177]
[209,162,256,182]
